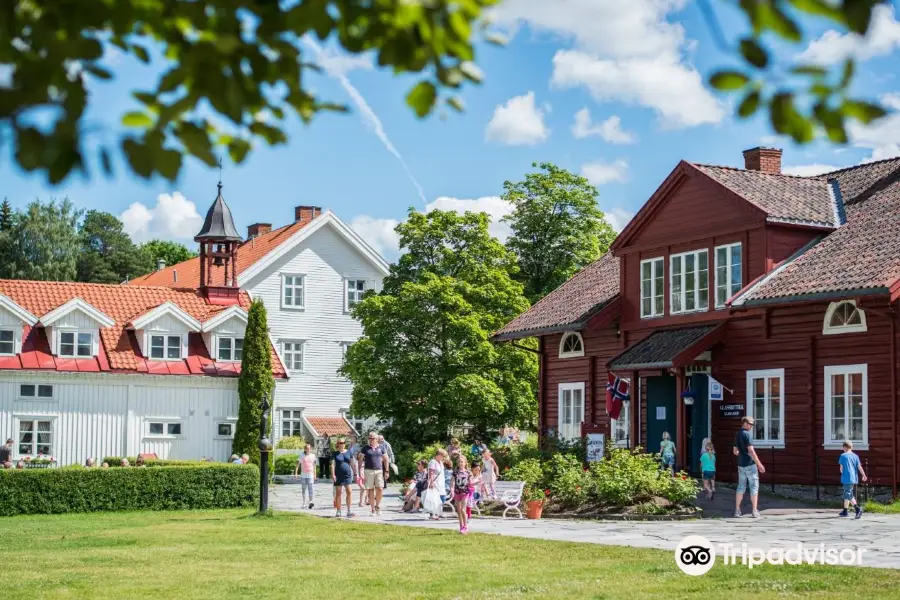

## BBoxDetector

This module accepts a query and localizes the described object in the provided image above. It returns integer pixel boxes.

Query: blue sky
[2,1,900,259]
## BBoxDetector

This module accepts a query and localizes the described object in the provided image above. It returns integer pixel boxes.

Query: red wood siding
[766,226,822,269]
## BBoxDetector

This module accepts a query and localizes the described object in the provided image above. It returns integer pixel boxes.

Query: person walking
[481,448,499,498]
[446,438,462,459]
[378,434,395,489]
[659,432,676,475]
[0,438,12,465]
[470,439,487,458]
[357,432,389,515]
[452,454,473,534]
[331,438,356,518]
[700,440,717,500]
[294,443,317,509]
[733,416,766,518]
[839,440,867,519]
[425,449,447,520]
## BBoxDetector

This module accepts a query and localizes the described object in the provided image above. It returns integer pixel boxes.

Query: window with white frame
[640,257,664,318]
[0,329,14,355]
[611,400,630,446]
[282,409,304,437]
[282,341,304,371]
[558,382,585,441]
[824,364,868,449]
[346,279,366,310]
[215,421,236,438]
[823,301,867,335]
[217,337,244,362]
[149,334,183,360]
[19,384,53,400]
[746,369,784,447]
[18,418,53,456]
[670,249,709,314]
[559,332,585,358]
[146,419,182,437]
[282,274,305,309]
[59,330,93,357]
[346,413,365,435]
[715,243,742,308]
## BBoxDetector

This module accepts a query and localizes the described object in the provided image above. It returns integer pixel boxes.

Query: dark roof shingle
[609,325,720,370]
[492,253,619,341]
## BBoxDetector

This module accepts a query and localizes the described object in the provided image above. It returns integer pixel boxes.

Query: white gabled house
[133,198,389,445]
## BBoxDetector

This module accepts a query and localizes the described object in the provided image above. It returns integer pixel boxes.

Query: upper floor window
[670,249,708,314]
[282,274,305,309]
[640,258,664,318]
[59,330,93,358]
[150,334,183,360]
[823,301,867,335]
[282,340,304,372]
[217,337,243,362]
[559,332,585,358]
[0,329,14,355]
[715,243,742,308]
[346,279,366,310]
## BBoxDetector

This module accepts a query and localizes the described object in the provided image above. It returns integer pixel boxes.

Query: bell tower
[195,180,243,305]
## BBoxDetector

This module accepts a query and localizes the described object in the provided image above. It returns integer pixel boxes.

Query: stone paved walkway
[271,481,900,569]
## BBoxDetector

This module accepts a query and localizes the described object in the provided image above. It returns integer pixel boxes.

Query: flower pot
[526,500,544,519]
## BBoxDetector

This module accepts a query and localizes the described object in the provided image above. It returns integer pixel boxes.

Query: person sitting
[135,456,146,467]
[85,458,95,468]
[230,454,242,464]
[3,461,12,469]
[241,454,250,464]
[120,458,130,467]
[101,462,110,468]
[15,461,25,469]
[402,460,429,512]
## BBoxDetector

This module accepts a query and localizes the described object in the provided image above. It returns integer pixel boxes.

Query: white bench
[488,481,525,519]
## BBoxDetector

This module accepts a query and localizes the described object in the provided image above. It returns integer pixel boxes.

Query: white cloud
[485,91,550,146]
[492,0,724,129]
[797,4,900,65]
[580,159,630,186]
[848,91,900,162]
[120,192,204,243]
[604,207,634,232]
[305,39,426,204]
[314,48,373,76]
[782,164,843,177]
[571,109,637,144]
[349,215,401,259]
[426,196,513,241]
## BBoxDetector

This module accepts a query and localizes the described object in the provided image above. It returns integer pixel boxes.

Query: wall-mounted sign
[718,403,744,418]
[586,433,605,462]
[656,406,666,420]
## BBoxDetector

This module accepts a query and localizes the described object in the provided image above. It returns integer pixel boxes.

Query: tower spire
[217,156,223,195]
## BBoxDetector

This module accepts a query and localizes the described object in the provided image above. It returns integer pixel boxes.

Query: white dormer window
[0,330,14,355]
[346,279,366,310]
[559,332,585,358]
[150,335,184,360]
[217,337,244,362]
[282,274,305,309]
[58,331,94,358]
[823,300,867,335]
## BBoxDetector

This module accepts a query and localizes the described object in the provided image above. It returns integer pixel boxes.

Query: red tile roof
[690,164,838,227]
[306,417,354,438]
[492,253,620,341]
[130,214,319,288]
[0,279,286,377]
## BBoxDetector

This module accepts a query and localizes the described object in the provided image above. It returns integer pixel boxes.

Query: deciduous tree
[140,240,197,270]
[342,209,537,445]
[503,162,616,304]
[1,199,81,281]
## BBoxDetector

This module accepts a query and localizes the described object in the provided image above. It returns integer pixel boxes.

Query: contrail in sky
[304,39,427,205]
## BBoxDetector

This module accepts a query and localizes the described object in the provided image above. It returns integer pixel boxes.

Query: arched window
[823,300,867,335]
[559,332,585,358]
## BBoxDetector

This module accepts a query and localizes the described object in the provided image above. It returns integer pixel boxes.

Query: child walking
[452,455,473,534]
[294,443,317,509]
[481,449,499,498]
[839,440,867,519]
[659,432,676,475]
[700,440,716,500]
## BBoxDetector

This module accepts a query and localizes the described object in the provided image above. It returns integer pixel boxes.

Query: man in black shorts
[331,438,356,518]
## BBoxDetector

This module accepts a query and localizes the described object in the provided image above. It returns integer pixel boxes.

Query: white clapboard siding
[244,222,384,425]
[0,372,238,465]
[50,307,107,329]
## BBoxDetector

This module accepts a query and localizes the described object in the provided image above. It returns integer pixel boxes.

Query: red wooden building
[493,148,900,494]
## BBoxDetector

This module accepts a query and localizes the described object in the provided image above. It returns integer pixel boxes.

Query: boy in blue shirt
[838,440,867,519]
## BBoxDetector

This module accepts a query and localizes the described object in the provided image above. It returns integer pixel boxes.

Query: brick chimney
[294,206,323,223]
[742,147,782,174]
[247,223,272,239]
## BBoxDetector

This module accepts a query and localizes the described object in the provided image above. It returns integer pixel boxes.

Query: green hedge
[275,453,300,475]
[0,464,259,516]
[101,457,213,467]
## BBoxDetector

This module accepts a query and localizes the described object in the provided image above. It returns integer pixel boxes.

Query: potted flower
[524,487,549,519]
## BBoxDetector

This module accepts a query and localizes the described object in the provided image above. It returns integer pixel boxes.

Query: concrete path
[271,481,900,569]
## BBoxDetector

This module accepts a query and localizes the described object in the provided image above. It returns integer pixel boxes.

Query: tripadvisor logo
[675,535,715,576]
[675,536,867,574]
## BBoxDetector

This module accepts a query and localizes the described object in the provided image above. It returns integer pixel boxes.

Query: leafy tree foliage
[503,162,616,304]
[1,0,501,183]
[342,209,537,445]
[234,299,275,466]
[0,199,82,281]
[77,210,154,284]
[707,0,890,142]
[140,240,198,269]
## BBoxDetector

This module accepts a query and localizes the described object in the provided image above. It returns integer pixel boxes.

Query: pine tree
[0,199,13,232]
[233,299,275,465]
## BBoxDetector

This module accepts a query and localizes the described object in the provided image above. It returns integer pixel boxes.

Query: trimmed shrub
[0,464,259,516]
[101,457,213,468]
[587,446,698,507]
[275,453,300,475]
[275,436,306,450]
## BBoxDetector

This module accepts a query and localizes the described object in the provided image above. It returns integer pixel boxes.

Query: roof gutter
[490,322,587,342]
[738,287,890,308]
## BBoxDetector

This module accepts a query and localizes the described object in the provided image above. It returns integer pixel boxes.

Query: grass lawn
[1,510,898,599]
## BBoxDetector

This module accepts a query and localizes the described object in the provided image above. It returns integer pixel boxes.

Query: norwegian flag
[606,372,630,421]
